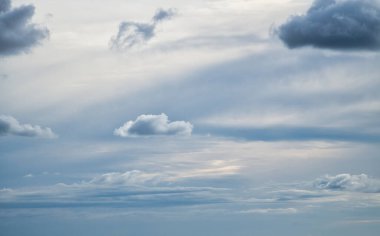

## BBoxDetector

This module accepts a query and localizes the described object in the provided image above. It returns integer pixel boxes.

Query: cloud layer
[314,173,380,192]
[109,8,175,50]
[114,113,193,137]
[0,170,226,210]
[277,0,380,50]
[0,0,49,56]
[0,115,56,138]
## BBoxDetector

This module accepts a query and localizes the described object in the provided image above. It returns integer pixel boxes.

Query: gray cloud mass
[0,115,56,138]
[110,8,176,50]
[0,0,11,12]
[0,0,49,56]
[114,113,193,137]
[277,0,380,50]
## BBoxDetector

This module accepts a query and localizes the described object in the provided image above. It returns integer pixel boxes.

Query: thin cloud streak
[197,125,380,142]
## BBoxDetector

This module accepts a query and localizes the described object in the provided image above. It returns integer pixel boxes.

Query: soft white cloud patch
[0,0,49,56]
[314,174,380,193]
[0,115,56,138]
[114,113,193,137]
[109,8,176,50]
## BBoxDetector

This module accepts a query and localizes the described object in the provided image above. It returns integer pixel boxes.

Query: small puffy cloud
[114,113,193,137]
[276,0,380,50]
[0,0,49,56]
[314,173,380,193]
[109,8,176,50]
[0,115,56,138]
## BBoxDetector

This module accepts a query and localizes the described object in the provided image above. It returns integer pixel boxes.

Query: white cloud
[0,115,57,138]
[314,173,380,193]
[114,113,193,137]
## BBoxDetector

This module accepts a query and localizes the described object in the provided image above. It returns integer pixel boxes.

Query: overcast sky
[1,0,380,235]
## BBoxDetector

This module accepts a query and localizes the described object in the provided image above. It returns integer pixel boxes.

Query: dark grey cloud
[0,0,11,12]
[314,174,380,192]
[276,0,380,50]
[109,8,176,50]
[0,115,56,138]
[0,0,49,56]
[114,113,193,137]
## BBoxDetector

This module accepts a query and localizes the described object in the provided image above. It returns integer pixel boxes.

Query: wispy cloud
[0,0,49,56]
[0,115,56,138]
[109,8,176,50]
[314,173,380,193]
[239,208,298,215]
[1,172,379,212]
[0,170,229,210]
[276,0,380,50]
[114,113,193,137]
[87,170,163,186]
[198,125,380,142]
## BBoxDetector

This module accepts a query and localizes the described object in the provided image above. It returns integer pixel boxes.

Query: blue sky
[1,0,380,235]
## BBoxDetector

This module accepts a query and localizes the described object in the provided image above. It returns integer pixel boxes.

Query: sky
[1,0,380,235]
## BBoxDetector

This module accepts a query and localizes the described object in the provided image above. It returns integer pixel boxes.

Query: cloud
[239,208,298,215]
[109,8,176,50]
[272,189,330,202]
[0,115,56,138]
[198,125,380,142]
[114,113,193,137]
[0,0,49,56]
[88,170,163,186]
[23,174,33,178]
[0,170,227,210]
[0,0,11,12]
[314,174,380,192]
[276,0,380,50]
